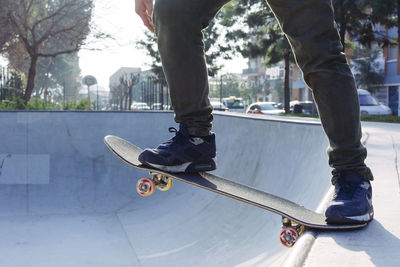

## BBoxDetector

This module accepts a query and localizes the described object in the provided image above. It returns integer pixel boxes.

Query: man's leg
[138,0,230,172]
[153,0,230,136]
[266,0,373,223]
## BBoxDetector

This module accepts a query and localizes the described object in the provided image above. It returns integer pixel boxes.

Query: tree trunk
[284,52,290,114]
[119,97,123,111]
[128,86,133,110]
[124,89,129,110]
[24,55,38,104]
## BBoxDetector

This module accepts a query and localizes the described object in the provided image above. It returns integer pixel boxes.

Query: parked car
[357,89,392,115]
[246,102,285,115]
[131,102,150,110]
[222,97,245,113]
[290,100,317,115]
[211,101,228,111]
[151,103,162,110]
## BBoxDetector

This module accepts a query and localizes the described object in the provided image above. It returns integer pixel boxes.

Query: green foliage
[63,99,90,110]
[345,40,356,53]
[209,74,261,103]
[351,49,385,92]
[368,0,397,29]
[0,95,91,111]
[360,115,400,124]
[136,4,230,79]
[0,95,57,110]
[33,53,82,100]
[220,0,293,108]
[332,0,397,49]
[221,0,284,61]
[76,99,90,110]
[0,94,26,110]
[26,98,56,110]
[1,0,95,103]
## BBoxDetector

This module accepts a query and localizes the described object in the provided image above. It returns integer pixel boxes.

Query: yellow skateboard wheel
[157,177,173,191]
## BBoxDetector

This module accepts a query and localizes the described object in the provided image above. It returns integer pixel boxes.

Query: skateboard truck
[136,172,174,196]
[280,216,305,247]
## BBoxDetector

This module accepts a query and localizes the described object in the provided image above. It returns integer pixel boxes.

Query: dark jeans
[153,0,373,181]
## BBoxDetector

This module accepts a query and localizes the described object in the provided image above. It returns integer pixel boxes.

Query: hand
[135,0,155,33]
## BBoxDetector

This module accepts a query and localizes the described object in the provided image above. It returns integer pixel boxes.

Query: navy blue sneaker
[138,124,216,173]
[325,171,374,224]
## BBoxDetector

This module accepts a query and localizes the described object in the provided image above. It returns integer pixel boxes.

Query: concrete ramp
[0,111,332,267]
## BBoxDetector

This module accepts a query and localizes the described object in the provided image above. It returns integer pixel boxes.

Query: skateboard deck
[104,135,367,247]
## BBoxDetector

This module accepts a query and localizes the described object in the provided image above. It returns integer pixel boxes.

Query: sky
[78,0,247,90]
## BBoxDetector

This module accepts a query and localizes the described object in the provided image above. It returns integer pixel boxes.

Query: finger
[139,13,155,33]
[137,11,154,32]
[146,14,155,32]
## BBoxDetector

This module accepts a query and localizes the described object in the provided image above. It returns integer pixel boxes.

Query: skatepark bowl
[0,111,333,266]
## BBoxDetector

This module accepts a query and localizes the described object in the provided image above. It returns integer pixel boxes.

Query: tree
[0,0,13,49]
[332,0,396,51]
[136,9,230,83]
[221,1,397,112]
[221,0,293,113]
[352,49,385,92]
[1,0,93,104]
[110,73,140,110]
[367,0,397,46]
[332,0,369,51]
[136,31,166,87]
[35,53,81,101]
[210,74,241,99]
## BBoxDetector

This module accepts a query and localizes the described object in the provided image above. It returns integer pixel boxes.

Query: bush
[0,95,26,110]
[62,99,79,110]
[360,115,400,124]
[0,95,93,111]
[62,99,90,110]
[26,98,56,110]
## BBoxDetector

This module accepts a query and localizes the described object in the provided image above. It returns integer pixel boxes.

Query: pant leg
[153,0,230,136]
[265,0,373,181]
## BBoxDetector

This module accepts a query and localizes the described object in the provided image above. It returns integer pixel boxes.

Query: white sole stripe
[345,212,372,222]
[147,162,192,173]
[146,158,217,173]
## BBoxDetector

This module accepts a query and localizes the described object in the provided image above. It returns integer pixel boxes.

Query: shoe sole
[326,206,374,224]
[145,158,217,173]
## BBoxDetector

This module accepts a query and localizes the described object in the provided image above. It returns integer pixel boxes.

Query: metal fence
[134,79,171,110]
[0,66,23,100]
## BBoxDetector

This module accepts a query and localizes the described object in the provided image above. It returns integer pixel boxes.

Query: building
[240,53,315,104]
[133,69,170,110]
[109,67,170,110]
[242,56,267,102]
[109,67,141,89]
[381,27,400,115]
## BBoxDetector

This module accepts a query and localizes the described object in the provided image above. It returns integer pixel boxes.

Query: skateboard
[104,135,367,247]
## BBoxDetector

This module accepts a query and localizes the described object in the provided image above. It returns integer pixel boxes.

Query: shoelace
[159,127,193,147]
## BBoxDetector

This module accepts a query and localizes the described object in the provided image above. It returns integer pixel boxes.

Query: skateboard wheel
[279,226,298,248]
[136,178,155,196]
[156,176,173,191]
